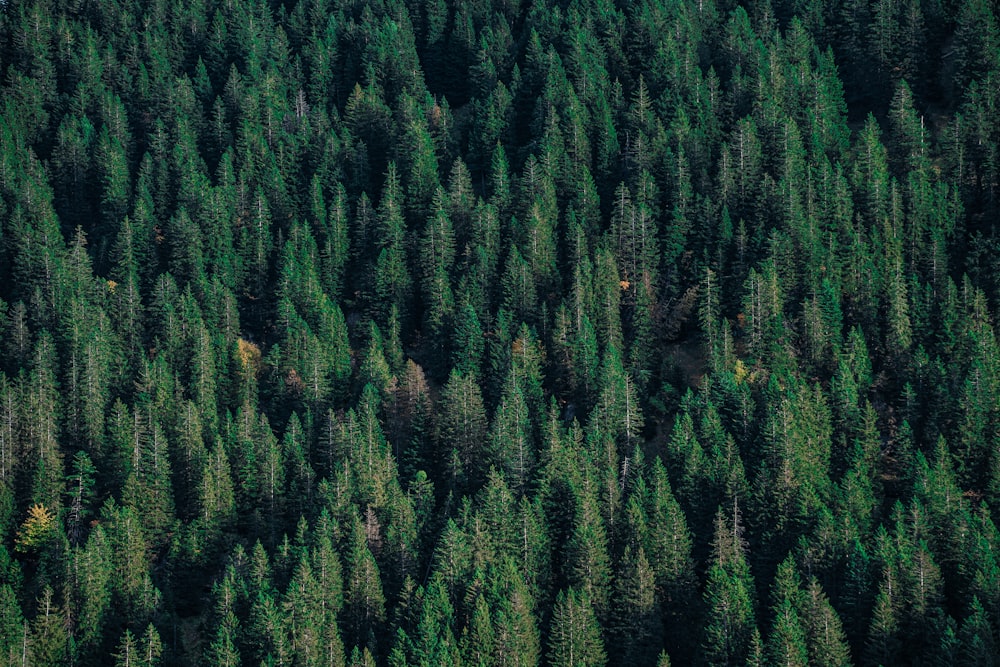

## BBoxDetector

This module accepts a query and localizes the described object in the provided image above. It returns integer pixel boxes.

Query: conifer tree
[702,500,757,667]
[609,545,659,665]
[436,369,489,493]
[343,510,386,653]
[548,588,606,667]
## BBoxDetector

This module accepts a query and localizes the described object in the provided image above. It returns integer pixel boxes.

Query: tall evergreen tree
[548,587,606,667]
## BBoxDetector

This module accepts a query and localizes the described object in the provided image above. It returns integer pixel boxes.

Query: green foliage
[0,0,998,664]
[548,587,606,667]
[702,501,757,666]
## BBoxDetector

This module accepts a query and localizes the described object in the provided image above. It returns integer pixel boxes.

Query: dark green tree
[548,587,606,667]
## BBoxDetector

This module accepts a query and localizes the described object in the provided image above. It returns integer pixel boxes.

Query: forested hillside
[1,0,999,664]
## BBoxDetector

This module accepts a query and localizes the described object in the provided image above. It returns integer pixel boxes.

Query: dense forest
[1,0,1000,664]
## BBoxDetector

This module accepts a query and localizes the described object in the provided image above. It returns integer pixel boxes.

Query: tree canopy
[0,0,999,664]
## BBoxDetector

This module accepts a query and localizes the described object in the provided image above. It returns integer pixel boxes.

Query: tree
[419,189,457,364]
[343,510,386,653]
[100,500,159,625]
[22,334,64,512]
[587,344,644,455]
[592,245,623,350]
[0,585,24,665]
[198,441,237,543]
[282,412,316,521]
[205,568,242,667]
[865,588,900,666]
[952,0,1000,95]
[113,624,163,667]
[645,458,698,662]
[755,378,833,546]
[609,545,659,664]
[406,576,461,667]
[64,451,96,545]
[502,243,540,325]
[121,413,177,551]
[548,588,606,667]
[436,369,489,493]
[489,369,534,495]
[701,501,757,667]
[460,594,497,667]
[235,188,275,331]
[514,164,559,303]
[70,522,113,658]
[28,587,69,667]
[108,217,146,375]
[283,552,346,667]
[765,557,809,667]
[958,596,997,665]
[470,468,520,567]
[564,482,612,620]
[800,579,851,667]
[14,504,56,554]
[403,104,442,220]
[853,115,891,226]
[367,164,413,329]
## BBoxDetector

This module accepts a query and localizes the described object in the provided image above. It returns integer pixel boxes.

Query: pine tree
[28,587,69,667]
[283,551,346,666]
[0,585,24,666]
[564,482,612,620]
[206,569,242,667]
[609,545,659,665]
[588,344,644,454]
[65,450,97,545]
[460,594,496,667]
[113,624,163,667]
[645,458,699,662]
[489,369,534,495]
[701,500,757,667]
[548,588,606,667]
[452,301,485,379]
[343,510,386,653]
[101,500,159,625]
[765,557,810,667]
[22,334,64,512]
[952,0,1000,95]
[436,369,489,493]
[198,440,237,542]
[408,576,462,667]
[958,596,997,665]
[121,414,176,551]
[799,578,852,667]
